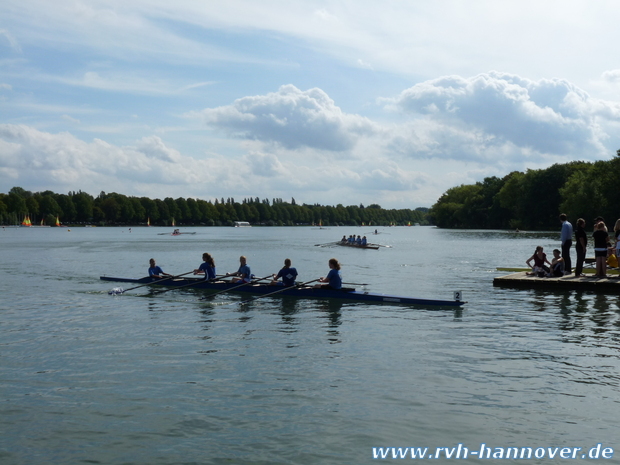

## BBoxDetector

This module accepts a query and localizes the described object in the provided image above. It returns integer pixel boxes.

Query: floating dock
[493,272,620,290]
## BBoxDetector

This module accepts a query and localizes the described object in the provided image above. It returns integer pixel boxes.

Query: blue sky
[1,0,620,208]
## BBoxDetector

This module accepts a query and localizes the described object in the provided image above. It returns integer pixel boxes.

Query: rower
[271,258,298,286]
[230,255,252,283]
[148,258,171,279]
[314,258,342,289]
[194,252,216,280]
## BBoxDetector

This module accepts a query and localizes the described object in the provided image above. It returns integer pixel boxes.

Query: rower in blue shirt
[148,258,171,279]
[271,258,298,286]
[230,255,252,283]
[315,258,342,289]
[194,252,216,280]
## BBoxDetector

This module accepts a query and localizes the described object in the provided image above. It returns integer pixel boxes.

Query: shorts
[595,249,607,257]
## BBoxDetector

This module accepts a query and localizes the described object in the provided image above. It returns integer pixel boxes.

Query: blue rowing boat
[100,276,465,307]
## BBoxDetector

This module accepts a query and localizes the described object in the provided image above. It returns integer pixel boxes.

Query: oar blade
[108,287,124,295]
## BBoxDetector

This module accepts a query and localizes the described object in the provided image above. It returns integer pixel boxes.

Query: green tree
[73,191,94,222]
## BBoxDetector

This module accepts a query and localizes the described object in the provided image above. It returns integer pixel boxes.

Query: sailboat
[21,215,32,227]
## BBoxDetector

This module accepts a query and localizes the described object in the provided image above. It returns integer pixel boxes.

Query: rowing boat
[337,242,381,250]
[157,231,197,236]
[100,276,465,307]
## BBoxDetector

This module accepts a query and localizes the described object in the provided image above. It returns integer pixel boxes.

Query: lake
[1,225,618,464]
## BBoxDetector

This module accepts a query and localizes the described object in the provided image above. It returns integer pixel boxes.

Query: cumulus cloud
[0,124,227,191]
[244,151,288,177]
[135,135,182,163]
[0,122,436,207]
[199,84,377,151]
[391,71,620,160]
[602,70,620,83]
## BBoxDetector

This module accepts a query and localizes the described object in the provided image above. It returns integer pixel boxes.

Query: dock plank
[493,272,620,290]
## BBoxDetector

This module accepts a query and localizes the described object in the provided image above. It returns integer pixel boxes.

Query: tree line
[430,152,620,230]
[0,187,429,227]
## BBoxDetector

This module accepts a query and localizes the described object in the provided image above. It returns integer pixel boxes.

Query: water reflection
[526,289,620,340]
[439,229,559,241]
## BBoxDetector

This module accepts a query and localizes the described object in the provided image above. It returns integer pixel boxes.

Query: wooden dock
[493,272,620,291]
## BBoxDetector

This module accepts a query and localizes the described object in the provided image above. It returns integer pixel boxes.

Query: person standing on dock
[593,222,609,278]
[559,214,573,274]
[574,218,587,277]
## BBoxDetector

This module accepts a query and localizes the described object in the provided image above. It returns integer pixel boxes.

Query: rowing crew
[341,235,367,246]
[148,256,343,289]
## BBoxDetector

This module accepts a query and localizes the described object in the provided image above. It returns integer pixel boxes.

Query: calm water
[1,226,619,464]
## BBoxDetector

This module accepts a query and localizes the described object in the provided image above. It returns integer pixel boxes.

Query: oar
[314,241,339,247]
[198,274,274,300]
[237,278,321,305]
[149,274,227,295]
[108,271,195,295]
[342,282,367,286]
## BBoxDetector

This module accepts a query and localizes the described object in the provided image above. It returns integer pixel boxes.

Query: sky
[1,1,620,209]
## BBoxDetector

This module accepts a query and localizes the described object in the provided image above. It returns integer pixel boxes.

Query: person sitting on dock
[229,255,252,283]
[148,258,172,279]
[315,258,342,289]
[526,246,551,276]
[549,249,565,277]
[271,258,298,286]
[194,252,216,280]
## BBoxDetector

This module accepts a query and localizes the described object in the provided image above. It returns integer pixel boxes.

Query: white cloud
[61,114,81,124]
[244,151,288,177]
[602,70,620,83]
[391,72,620,160]
[199,85,378,151]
